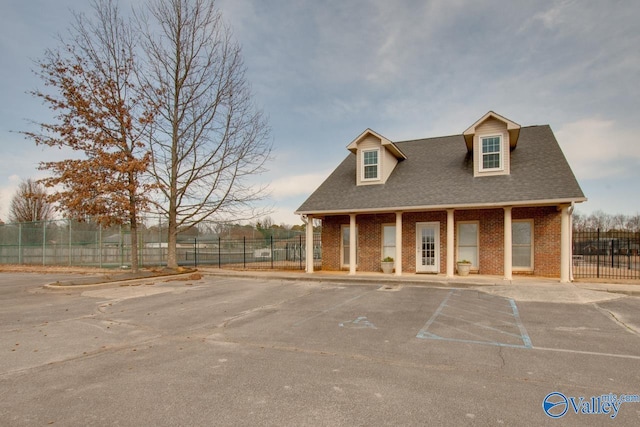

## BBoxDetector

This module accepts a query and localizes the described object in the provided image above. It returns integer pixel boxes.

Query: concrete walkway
[39,265,640,304]
[198,267,640,304]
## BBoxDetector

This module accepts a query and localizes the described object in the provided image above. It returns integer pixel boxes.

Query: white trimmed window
[382,224,396,260]
[341,225,358,267]
[480,135,502,171]
[457,221,479,267]
[362,149,379,180]
[512,220,533,270]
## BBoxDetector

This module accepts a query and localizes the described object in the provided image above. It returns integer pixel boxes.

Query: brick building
[296,112,586,282]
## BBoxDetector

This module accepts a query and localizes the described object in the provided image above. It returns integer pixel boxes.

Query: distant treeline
[573,210,640,232]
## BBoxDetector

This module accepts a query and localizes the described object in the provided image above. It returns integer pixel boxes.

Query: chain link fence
[0,218,321,270]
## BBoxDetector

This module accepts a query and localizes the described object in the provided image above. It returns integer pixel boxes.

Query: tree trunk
[130,221,139,273]
[167,212,178,269]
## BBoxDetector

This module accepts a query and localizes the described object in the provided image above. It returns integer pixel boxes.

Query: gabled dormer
[463,111,521,177]
[347,129,406,186]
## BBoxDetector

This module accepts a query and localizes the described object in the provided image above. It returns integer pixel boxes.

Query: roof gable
[346,128,406,160]
[463,111,521,151]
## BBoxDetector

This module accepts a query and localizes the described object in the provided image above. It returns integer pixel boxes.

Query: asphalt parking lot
[1,272,639,426]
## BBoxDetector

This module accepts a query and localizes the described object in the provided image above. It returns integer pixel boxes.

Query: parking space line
[509,299,532,348]
[416,289,533,349]
[417,289,454,334]
[292,291,371,327]
[436,313,525,339]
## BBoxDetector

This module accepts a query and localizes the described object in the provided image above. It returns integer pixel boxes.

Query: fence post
[611,239,614,269]
[194,238,198,268]
[243,236,246,269]
[99,224,103,268]
[18,223,22,264]
[42,221,46,266]
[299,235,302,270]
[68,220,72,266]
[270,235,273,269]
[218,237,221,269]
[596,228,600,278]
[120,224,124,268]
[629,238,632,270]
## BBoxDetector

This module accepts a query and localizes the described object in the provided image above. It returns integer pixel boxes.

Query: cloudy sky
[1,0,639,225]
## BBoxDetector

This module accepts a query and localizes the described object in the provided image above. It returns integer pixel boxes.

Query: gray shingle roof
[296,125,586,214]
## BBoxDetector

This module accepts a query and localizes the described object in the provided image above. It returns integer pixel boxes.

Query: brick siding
[320,206,562,277]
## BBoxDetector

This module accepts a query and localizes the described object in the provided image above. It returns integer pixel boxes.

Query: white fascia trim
[295,197,588,216]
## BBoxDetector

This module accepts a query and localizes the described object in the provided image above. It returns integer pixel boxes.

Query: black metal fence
[573,229,640,279]
[183,234,322,270]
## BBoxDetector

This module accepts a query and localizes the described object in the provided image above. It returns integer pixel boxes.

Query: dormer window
[464,111,520,178]
[362,149,379,180]
[346,129,405,185]
[480,135,502,171]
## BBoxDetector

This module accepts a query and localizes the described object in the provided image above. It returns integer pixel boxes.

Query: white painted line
[532,346,640,360]
[293,291,370,327]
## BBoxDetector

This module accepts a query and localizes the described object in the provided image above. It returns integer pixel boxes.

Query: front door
[416,222,439,273]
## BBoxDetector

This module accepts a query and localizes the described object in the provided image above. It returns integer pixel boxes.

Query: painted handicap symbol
[339,316,377,329]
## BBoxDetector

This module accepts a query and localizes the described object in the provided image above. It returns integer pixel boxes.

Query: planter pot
[457,263,471,276]
[381,262,394,274]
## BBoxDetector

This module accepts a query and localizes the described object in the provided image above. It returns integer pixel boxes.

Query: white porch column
[349,214,357,275]
[395,212,403,276]
[560,205,571,283]
[504,207,513,281]
[446,209,455,278]
[305,215,314,273]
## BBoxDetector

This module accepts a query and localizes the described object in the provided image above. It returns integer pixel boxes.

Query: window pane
[512,222,531,245]
[483,153,500,169]
[458,247,478,266]
[383,226,395,246]
[364,165,377,179]
[363,150,377,165]
[513,246,531,267]
[458,223,477,245]
[482,137,500,153]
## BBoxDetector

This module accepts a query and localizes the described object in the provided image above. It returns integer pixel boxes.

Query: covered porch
[303,204,575,283]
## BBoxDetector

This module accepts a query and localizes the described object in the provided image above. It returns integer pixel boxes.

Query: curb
[43,272,199,290]
[199,269,502,289]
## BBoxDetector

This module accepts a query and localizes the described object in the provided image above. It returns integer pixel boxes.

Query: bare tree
[9,179,55,223]
[23,0,157,272]
[611,213,627,231]
[626,214,640,232]
[137,0,272,268]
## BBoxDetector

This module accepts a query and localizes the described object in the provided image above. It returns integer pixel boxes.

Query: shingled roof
[296,125,586,215]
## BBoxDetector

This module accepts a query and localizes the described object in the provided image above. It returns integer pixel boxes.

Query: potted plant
[456,259,472,276]
[381,256,394,274]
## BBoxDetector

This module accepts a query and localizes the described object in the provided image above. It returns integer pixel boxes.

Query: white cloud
[555,118,639,180]
[0,175,21,221]
[269,172,328,200]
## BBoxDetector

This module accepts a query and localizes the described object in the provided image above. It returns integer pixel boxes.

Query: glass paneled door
[416,222,439,273]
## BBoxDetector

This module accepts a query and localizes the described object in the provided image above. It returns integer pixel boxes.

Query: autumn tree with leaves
[137,0,272,268]
[24,0,158,272]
